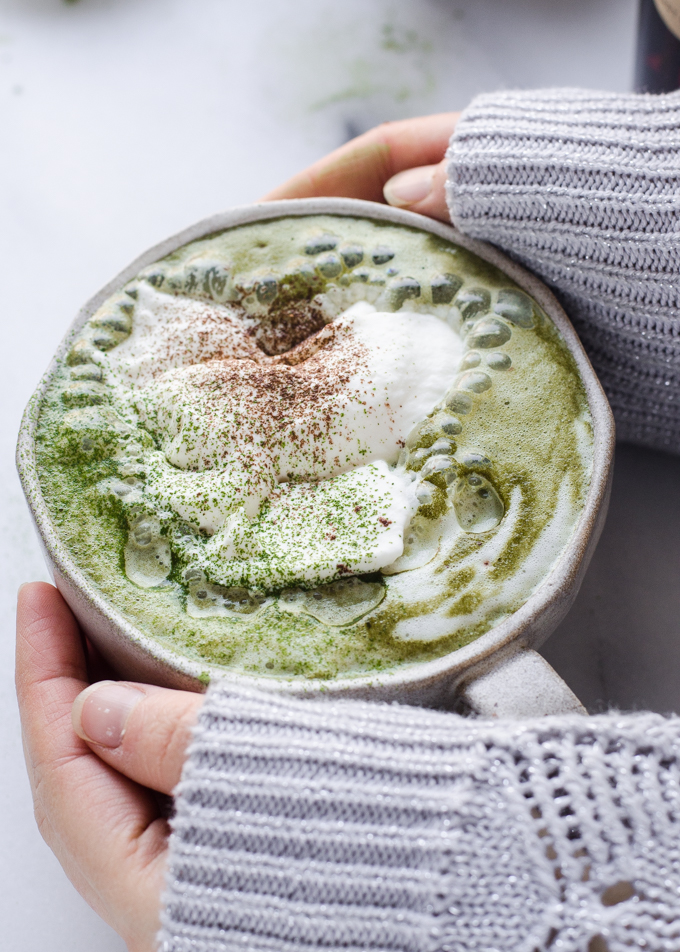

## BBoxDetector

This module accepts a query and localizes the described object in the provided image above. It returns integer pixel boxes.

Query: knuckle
[156,716,186,779]
[126,694,196,789]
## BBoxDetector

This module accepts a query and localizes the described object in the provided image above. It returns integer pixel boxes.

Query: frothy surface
[108,283,261,385]
[113,295,463,477]
[34,214,594,681]
[202,461,419,588]
[107,294,464,582]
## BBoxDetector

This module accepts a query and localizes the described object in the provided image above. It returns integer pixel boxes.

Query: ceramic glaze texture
[17,199,614,703]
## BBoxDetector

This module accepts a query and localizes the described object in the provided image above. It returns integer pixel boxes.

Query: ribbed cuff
[159,682,680,952]
[446,88,680,454]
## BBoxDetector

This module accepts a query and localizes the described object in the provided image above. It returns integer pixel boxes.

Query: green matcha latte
[34,215,593,681]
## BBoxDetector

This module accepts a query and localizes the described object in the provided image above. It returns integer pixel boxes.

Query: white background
[5,1,679,949]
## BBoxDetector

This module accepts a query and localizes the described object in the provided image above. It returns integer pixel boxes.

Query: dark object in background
[635,0,680,92]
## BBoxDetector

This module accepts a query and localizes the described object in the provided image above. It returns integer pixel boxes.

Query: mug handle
[458,648,586,718]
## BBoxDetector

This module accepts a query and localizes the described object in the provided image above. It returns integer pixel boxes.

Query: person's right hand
[263,112,459,222]
[16,581,204,952]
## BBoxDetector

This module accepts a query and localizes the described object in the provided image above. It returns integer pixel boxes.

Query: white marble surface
[0,0,662,948]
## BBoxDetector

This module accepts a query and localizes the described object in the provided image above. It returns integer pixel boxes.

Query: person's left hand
[263,111,459,221]
[15,582,205,952]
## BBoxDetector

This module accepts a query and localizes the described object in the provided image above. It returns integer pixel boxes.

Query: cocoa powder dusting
[252,302,327,355]
[179,317,368,476]
[134,308,375,482]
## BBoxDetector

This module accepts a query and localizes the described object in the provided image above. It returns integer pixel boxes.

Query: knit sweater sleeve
[446,87,680,455]
[159,681,680,952]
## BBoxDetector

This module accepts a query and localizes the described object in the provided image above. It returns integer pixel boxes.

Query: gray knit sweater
[160,683,680,952]
[160,90,680,951]
[447,88,680,455]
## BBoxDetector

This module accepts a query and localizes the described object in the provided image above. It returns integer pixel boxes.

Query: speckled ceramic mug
[16,198,615,717]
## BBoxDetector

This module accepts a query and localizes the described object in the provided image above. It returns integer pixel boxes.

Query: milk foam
[202,461,420,589]
[107,284,261,385]
[105,294,465,584]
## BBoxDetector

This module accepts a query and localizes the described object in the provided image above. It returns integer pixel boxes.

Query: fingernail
[72,681,145,748]
[383,166,435,208]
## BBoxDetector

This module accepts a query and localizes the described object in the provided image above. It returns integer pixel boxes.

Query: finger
[16,582,90,797]
[72,681,204,796]
[263,112,459,204]
[16,583,166,948]
[383,156,450,222]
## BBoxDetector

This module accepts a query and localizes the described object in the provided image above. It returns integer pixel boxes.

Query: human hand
[263,112,459,222]
[15,582,204,952]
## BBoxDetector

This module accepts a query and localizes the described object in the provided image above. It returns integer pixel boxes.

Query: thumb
[383,157,450,223]
[72,680,204,795]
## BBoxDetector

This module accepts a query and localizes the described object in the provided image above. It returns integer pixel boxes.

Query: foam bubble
[467,318,511,349]
[186,579,269,618]
[371,245,395,265]
[67,340,102,366]
[429,438,456,455]
[453,474,504,533]
[437,413,463,436]
[305,234,338,255]
[70,364,103,382]
[381,514,442,574]
[339,245,364,268]
[124,513,171,588]
[457,371,492,394]
[431,273,462,305]
[456,287,490,319]
[494,289,534,328]
[256,275,278,305]
[421,455,457,487]
[90,304,133,338]
[316,252,343,278]
[62,382,109,408]
[387,277,421,310]
[460,351,481,370]
[279,577,385,626]
[446,391,473,414]
[287,258,318,286]
[487,352,512,371]
[415,481,435,507]
[457,450,493,470]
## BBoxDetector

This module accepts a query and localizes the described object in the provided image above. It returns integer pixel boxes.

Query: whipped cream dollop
[106,289,465,588]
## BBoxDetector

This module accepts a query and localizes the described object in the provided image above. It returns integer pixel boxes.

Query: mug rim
[16,197,615,697]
